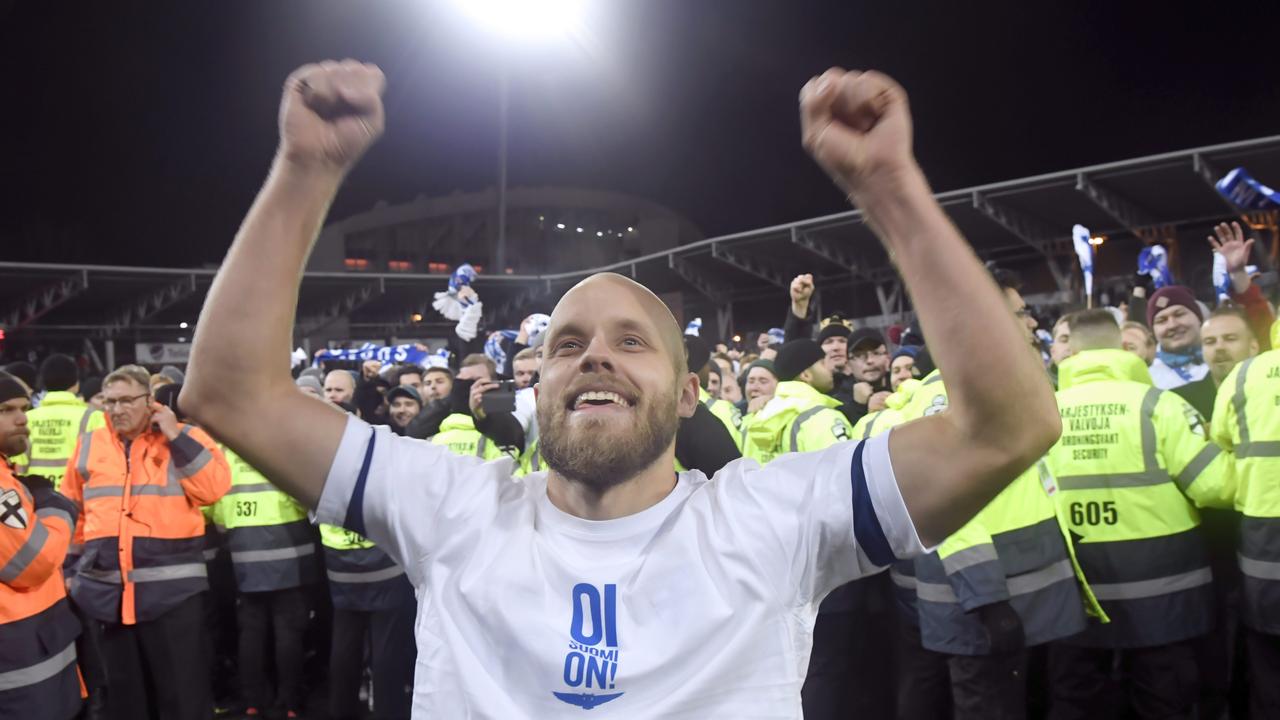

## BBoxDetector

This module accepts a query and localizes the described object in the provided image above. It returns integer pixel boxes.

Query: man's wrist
[271,153,346,197]
[848,164,937,244]
[790,301,809,320]
[1230,270,1252,295]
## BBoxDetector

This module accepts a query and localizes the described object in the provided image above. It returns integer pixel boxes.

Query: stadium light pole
[453,0,586,273]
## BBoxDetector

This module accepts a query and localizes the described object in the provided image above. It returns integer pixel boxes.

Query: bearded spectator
[1147,286,1210,390]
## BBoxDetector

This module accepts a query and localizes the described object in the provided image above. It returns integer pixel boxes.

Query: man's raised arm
[181,61,386,508]
[800,68,1061,547]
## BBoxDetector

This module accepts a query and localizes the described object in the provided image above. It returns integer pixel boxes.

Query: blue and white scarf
[1216,167,1280,210]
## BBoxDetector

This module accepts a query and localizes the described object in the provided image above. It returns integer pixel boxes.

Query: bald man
[183,61,1059,718]
[323,369,355,405]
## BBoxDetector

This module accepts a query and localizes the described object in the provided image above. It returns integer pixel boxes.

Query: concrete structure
[307,186,704,276]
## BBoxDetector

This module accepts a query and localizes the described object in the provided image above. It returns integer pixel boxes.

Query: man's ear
[677,372,700,418]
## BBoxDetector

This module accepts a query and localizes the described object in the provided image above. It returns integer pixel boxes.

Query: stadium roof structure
[4,133,1280,352]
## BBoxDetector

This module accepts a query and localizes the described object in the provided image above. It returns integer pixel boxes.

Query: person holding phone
[430,355,524,460]
[59,364,231,720]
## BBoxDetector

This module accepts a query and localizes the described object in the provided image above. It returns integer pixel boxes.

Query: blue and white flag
[684,318,702,337]
[1212,252,1231,304]
[314,343,432,367]
[1137,245,1174,290]
[1072,224,1094,302]
[767,328,786,346]
[1215,167,1280,210]
[485,330,521,375]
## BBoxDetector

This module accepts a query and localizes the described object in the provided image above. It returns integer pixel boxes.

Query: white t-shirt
[317,415,925,719]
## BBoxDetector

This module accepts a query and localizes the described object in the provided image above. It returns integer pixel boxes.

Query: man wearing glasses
[60,364,230,720]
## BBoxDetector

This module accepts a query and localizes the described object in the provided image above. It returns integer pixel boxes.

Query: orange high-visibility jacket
[0,459,83,719]
[60,422,230,625]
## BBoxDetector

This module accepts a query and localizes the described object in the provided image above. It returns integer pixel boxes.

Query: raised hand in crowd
[1209,220,1256,294]
[790,273,815,320]
[361,359,383,380]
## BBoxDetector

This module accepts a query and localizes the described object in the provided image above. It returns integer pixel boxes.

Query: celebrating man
[182,60,1060,717]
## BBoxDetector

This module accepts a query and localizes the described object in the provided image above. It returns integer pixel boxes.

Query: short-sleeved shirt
[317,415,925,718]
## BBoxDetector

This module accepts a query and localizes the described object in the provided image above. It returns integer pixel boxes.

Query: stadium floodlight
[454,0,586,40]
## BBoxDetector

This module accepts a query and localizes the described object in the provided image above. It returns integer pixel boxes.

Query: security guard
[0,372,82,720]
[210,446,319,717]
[743,339,853,464]
[60,364,230,720]
[320,524,417,720]
[433,355,522,461]
[1211,347,1280,717]
[19,354,105,488]
[1045,310,1234,719]
[904,369,1094,720]
[743,340,891,719]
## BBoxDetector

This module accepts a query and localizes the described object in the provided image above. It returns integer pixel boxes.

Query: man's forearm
[857,167,1058,455]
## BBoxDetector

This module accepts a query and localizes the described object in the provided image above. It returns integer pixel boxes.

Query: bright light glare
[455,0,586,39]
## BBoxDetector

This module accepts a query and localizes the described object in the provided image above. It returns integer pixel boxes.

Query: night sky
[4,1,1280,268]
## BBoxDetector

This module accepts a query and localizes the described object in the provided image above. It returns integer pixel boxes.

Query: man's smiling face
[536,274,698,490]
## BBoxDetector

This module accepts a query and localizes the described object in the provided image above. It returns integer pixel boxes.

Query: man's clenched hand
[279,60,387,174]
[800,68,915,201]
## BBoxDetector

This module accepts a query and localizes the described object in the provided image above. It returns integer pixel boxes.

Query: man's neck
[117,426,148,443]
[545,453,678,521]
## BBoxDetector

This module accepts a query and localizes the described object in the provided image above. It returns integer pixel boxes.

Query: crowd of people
[3,59,1280,720]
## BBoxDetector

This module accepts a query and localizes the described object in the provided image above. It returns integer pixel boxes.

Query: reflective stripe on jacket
[59,423,231,624]
[742,381,851,464]
[903,372,1093,655]
[1212,351,1280,633]
[0,461,82,719]
[210,446,318,592]
[319,524,412,611]
[432,413,519,461]
[1048,349,1233,648]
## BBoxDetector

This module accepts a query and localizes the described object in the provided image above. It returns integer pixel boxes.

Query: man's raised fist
[790,274,815,304]
[799,68,914,199]
[279,60,387,174]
